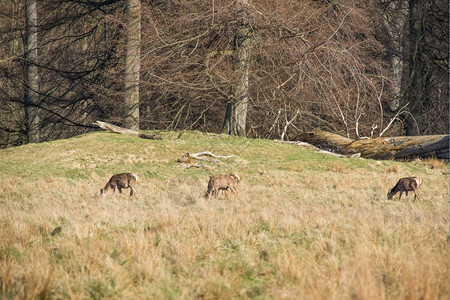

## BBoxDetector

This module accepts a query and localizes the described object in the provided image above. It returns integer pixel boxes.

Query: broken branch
[94,121,162,140]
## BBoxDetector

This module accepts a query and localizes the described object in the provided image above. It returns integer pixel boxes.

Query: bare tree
[138,0,397,139]
[0,0,447,148]
[223,0,253,136]
[379,0,409,112]
[123,0,141,130]
[25,0,40,143]
[375,0,449,136]
[405,0,426,135]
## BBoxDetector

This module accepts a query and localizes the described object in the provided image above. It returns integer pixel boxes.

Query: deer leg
[118,187,122,194]
[231,187,238,195]
[130,187,136,196]
[398,191,403,200]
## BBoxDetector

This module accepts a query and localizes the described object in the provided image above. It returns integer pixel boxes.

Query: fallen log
[299,131,449,160]
[176,151,236,164]
[190,151,236,160]
[94,121,162,140]
[175,151,235,169]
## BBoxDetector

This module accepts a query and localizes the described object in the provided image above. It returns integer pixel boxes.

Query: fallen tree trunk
[94,121,162,140]
[299,131,449,160]
[176,151,236,167]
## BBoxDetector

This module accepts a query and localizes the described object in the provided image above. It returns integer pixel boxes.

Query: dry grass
[422,158,449,170]
[385,164,401,174]
[0,132,448,299]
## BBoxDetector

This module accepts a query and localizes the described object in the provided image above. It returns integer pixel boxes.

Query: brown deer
[177,152,194,164]
[387,177,422,201]
[205,174,240,198]
[100,173,138,197]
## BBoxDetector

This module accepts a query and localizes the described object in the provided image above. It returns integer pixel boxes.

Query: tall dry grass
[0,133,448,299]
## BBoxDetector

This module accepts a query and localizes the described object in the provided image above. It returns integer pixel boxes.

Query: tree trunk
[381,0,409,112]
[222,102,232,134]
[406,0,426,135]
[223,1,251,136]
[232,21,250,137]
[25,0,40,143]
[123,0,141,130]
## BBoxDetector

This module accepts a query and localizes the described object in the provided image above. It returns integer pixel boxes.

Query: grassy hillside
[0,131,448,299]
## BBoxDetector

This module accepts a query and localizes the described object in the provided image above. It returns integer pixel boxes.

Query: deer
[100,173,138,197]
[387,176,422,201]
[205,174,240,198]
[177,152,195,164]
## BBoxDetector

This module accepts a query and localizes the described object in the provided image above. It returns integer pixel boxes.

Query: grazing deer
[100,173,138,197]
[387,177,422,201]
[205,174,240,198]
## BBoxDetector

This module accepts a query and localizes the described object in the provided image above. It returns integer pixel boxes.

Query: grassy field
[0,131,448,299]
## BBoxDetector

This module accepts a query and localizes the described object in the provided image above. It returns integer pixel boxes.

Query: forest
[0,0,448,148]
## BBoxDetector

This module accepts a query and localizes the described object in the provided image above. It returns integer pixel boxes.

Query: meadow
[0,131,448,299]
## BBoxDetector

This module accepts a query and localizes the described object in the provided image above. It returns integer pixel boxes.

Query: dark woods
[0,0,448,148]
